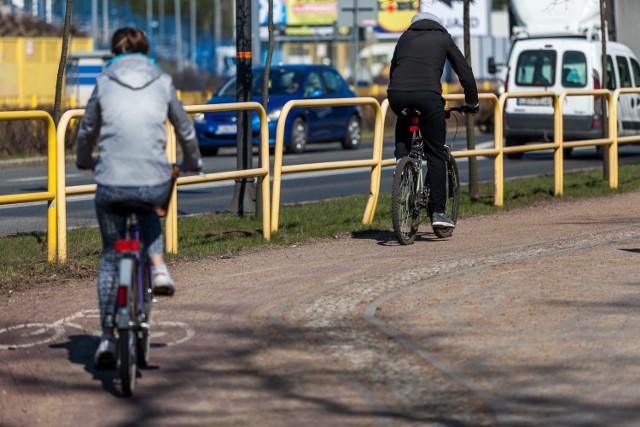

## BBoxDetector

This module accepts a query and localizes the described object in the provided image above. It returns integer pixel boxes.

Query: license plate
[516,97,552,106]
[215,124,237,135]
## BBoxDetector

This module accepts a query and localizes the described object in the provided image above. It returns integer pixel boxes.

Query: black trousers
[388,90,448,212]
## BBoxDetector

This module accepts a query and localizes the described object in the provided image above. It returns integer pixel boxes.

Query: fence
[0,37,94,107]
[2,89,639,263]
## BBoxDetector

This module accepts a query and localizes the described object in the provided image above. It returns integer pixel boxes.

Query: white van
[489,36,640,159]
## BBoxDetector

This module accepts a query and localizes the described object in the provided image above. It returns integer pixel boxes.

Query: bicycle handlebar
[445,104,478,119]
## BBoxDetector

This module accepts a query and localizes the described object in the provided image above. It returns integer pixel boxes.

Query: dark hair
[111,27,149,55]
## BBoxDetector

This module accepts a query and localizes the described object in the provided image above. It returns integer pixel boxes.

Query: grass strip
[2,163,640,291]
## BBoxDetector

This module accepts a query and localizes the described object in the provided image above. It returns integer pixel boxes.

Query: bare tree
[53,0,73,125]
[463,0,479,200]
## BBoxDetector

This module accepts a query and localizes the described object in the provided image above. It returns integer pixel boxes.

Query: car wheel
[341,114,361,150]
[505,137,524,159]
[287,117,307,154]
[200,147,219,156]
[596,145,605,159]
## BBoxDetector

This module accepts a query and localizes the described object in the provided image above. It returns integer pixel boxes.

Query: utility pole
[230,0,255,214]
[91,0,98,47]
[190,0,196,68]
[102,0,109,47]
[146,0,153,46]
[175,0,183,73]
[464,0,479,200]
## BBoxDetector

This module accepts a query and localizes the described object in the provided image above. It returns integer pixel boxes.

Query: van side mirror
[488,57,497,74]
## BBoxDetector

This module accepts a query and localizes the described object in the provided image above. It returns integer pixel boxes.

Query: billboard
[421,0,489,37]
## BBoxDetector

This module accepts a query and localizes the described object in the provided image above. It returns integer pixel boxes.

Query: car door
[320,69,349,138]
[615,54,634,136]
[627,56,640,133]
[302,71,332,141]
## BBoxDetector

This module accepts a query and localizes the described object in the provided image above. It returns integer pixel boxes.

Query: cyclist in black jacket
[388,12,479,230]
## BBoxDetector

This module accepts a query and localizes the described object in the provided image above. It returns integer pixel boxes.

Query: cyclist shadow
[50,334,157,397]
[351,229,443,245]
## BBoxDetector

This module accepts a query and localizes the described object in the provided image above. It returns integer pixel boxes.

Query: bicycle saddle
[400,108,422,119]
[111,201,155,215]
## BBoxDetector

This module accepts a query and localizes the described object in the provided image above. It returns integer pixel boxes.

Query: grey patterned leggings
[95,182,172,329]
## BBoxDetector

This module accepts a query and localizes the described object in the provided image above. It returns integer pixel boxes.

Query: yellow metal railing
[270,97,384,233]
[0,110,57,262]
[55,102,270,263]
[7,89,640,263]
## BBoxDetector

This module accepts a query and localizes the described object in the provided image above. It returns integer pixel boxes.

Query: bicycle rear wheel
[137,258,152,368]
[392,157,420,245]
[117,256,138,396]
[432,155,460,239]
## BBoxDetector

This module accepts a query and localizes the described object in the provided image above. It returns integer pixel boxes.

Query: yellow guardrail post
[0,111,57,262]
[165,121,178,254]
[499,91,561,194]
[609,88,640,188]
[182,102,271,242]
[552,92,563,196]
[56,109,85,264]
[558,89,614,189]
[270,97,383,233]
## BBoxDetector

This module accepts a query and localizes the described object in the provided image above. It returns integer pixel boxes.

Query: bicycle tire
[137,257,152,368]
[117,256,137,396]
[433,155,460,239]
[392,157,420,245]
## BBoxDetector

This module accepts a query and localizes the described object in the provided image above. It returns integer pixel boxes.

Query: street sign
[337,0,378,28]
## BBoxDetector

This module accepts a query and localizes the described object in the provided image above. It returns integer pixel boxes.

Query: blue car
[193,64,362,155]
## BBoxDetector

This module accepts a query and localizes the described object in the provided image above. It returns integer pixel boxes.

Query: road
[2,189,640,425]
[1,135,639,236]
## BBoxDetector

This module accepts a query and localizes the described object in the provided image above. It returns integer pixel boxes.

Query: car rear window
[216,69,305,97]
[561,50,587,88]
[515,49,556,87]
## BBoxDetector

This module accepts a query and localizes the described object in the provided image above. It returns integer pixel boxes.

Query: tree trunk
[600,0,609,178]
[53,0,73,126]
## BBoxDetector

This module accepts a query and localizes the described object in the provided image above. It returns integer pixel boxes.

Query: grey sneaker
[431,212,455,229]
[94,336,116,369]
[152,272,175,296]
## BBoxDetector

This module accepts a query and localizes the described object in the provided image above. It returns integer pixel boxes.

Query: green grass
[2,163,640,290]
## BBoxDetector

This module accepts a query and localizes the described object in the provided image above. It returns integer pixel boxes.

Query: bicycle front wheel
[392,157,420,245]
[117,256,138,396]
[433,155,460,239]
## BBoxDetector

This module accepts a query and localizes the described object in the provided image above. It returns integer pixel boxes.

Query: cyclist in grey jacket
[76,27,202,368]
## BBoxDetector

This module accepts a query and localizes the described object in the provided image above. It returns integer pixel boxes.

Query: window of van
[617,56,632,88]
[631,58,640,87]
[515,50,556,87]
[561,51,587,87]
[606,56,618,90]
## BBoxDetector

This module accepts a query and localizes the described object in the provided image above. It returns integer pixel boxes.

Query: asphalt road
[1,135,639,236]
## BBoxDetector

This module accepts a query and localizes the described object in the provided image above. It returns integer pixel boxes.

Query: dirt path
[2,192,640,426]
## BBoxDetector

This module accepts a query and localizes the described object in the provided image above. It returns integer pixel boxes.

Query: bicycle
[113,165,179,396]
[391,105,470,245]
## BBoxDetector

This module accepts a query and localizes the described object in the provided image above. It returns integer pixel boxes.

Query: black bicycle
[391,105,470,245]
[113,166,179,396]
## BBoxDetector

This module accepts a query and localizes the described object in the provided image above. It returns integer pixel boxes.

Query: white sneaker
[94,337,116,369]
[152,272,175,296]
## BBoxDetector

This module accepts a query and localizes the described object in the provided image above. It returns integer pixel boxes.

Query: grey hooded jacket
[76,54,201,186]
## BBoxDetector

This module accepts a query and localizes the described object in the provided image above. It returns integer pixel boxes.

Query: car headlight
[194,113,206,124]
[266,109,281,122]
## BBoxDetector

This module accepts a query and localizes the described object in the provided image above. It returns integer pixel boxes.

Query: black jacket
[388,18,478,106]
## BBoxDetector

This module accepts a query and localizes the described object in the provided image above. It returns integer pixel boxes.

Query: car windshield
[216,69,306,97]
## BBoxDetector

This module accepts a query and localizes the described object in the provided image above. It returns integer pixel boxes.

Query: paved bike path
[2,191,640,426]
